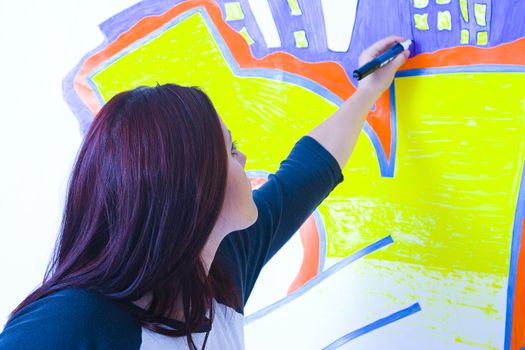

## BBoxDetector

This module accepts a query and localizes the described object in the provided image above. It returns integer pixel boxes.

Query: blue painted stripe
[396,65,525,78]
[389,81,398,178]
[244,235,394,324]
[322,302,422,350]
[313,210,327,273]
[504,160,525,350]
[394,65,525,350]
[363,121,393,178]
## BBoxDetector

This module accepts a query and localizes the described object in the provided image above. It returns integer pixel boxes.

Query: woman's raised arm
[308,35,410,169]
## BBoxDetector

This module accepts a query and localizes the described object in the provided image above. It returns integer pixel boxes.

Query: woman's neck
[132,293,186,321]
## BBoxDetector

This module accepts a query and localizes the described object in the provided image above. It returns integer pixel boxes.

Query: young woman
[0,36,409,349]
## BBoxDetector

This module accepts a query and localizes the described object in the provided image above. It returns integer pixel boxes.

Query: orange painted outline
[74,1,525,345]
[288,215,321,295]
[249,177,322,295]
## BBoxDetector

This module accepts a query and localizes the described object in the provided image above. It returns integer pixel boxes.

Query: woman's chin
[249,204,259,226]
[240,203,258,230]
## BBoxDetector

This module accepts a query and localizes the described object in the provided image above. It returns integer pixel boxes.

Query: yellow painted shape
[414,13,429,31]
[437,10,452,31]
[293,30,308,48]
[461,29,469,44]
[322,72,525,276]
[477,31,488,45]
[92,11,337,179]
[224,2,244,21]
[413,0,429,9]
[287,0,302,16]
[436,0,451,4]
[239,27,255,45]
[474,3,487,26]
[460,0,469,22]
[92,11,525,278]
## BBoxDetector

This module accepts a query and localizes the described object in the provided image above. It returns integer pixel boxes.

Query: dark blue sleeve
[0,288,142,349]
[217,136,344,309]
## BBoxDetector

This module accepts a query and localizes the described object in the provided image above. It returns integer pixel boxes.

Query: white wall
[0,0,139,325]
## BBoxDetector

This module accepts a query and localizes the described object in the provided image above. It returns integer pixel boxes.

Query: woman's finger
[389,49,410,72]
[359,35,406,65]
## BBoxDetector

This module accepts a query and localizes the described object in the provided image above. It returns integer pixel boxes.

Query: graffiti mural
[63,0,525,349]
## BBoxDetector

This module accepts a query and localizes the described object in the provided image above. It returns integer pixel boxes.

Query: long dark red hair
[10,84,238,348]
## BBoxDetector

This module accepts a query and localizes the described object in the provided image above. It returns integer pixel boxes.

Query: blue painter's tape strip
[313,210,327,273]
[244,235,394,324]
[322,302,422,350]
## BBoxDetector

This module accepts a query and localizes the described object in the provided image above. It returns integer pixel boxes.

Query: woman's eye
[231,140,239,155]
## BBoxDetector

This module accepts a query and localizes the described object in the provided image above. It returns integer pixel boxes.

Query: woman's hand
[357,35,410,101]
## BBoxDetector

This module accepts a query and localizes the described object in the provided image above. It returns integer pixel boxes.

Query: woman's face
[218,118,258,232]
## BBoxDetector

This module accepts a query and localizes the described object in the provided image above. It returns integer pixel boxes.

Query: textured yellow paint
[287,0,302,16]
[477,31,489,45]
[224,2,244,21]
[413,0,429,9]
[239,27,255,45]
[474,3,487,26]
[325,72,525,276]
[92,12,525,279]
[293,30,308,48]
[460,0,469,22]
[437,10,452,31]
[414,13,429,31]
[461,29,469,44]
[92,12,337,179]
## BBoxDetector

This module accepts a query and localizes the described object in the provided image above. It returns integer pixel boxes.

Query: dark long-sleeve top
[0,136,344,349]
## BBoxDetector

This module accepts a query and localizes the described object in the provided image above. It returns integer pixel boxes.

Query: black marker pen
[353,39,413,81]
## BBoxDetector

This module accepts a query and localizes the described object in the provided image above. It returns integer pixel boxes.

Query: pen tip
[401,39,413,51]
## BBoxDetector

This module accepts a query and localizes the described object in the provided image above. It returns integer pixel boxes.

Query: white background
[0,0,139,325]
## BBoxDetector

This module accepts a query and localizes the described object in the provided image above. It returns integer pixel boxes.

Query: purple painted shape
[491,0,525,43]
[267,0,299,49]
[463,0,492,45]
[99,0,183,41]
[91,0,525,83]
[409,2,461,51]
[220,0,268,54]
[89,0,525,77]
[215,0,523,84]
[267,0,329,54]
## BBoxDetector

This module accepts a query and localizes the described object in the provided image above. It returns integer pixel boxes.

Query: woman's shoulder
[10,287,137,324]
[0,287,141,349]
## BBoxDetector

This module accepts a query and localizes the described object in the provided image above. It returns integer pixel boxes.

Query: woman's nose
[239,151,247,168]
